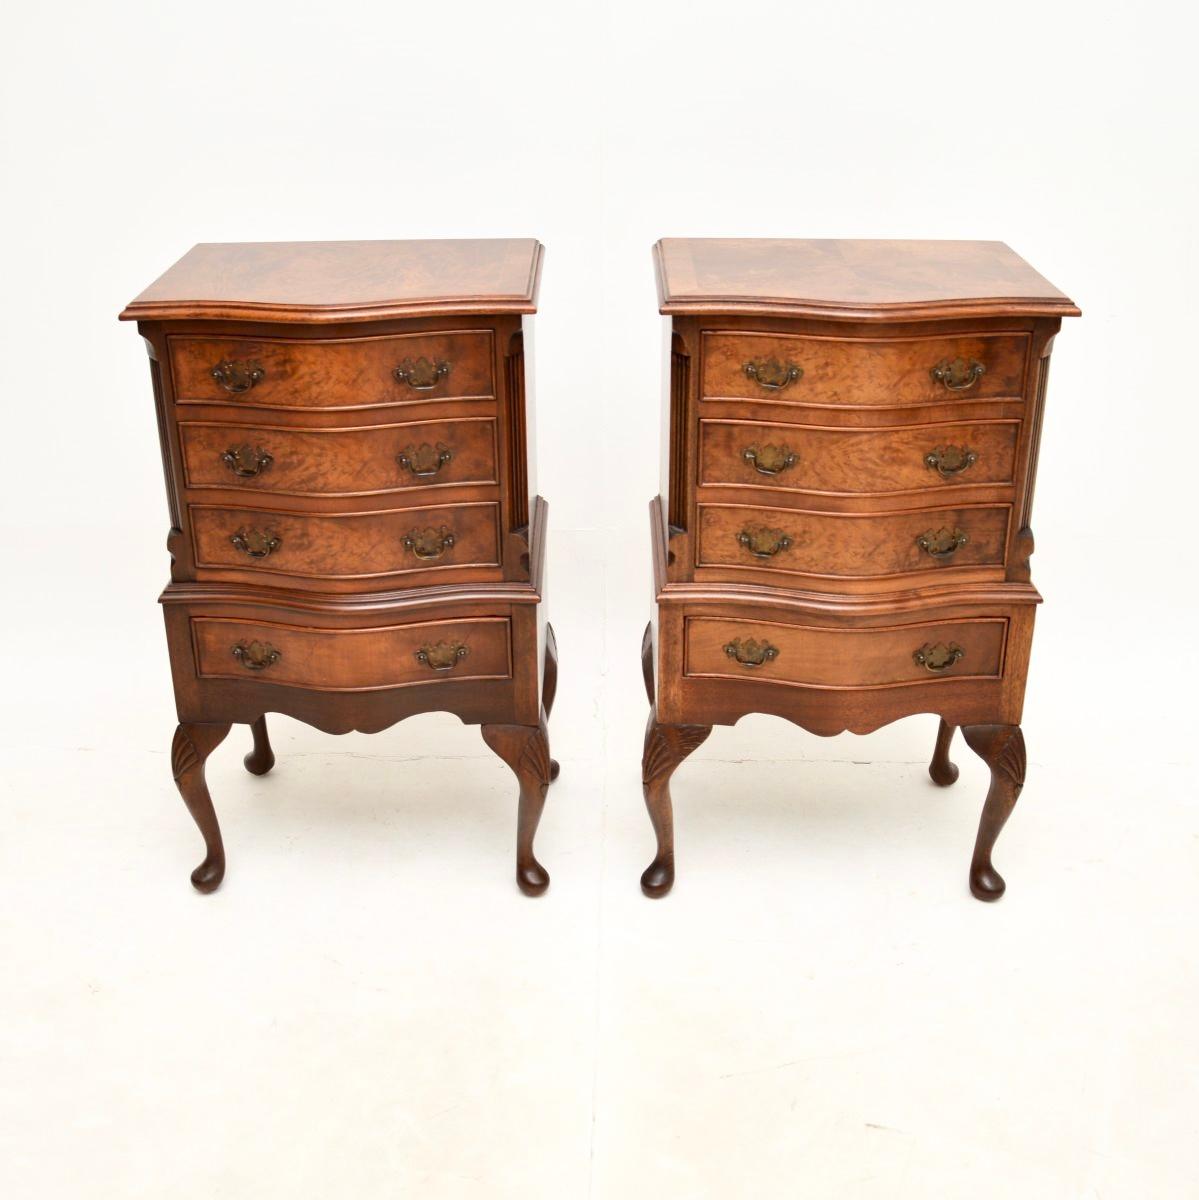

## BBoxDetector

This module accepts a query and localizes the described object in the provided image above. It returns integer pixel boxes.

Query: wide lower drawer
[192,614,512,691]
[170,329,495,409]
[180,414,499,497]
[702,330,1028,406]
[699,416,1019,496]
[696,502,1010,582]
[685,614,1007,688]
[190,501,501,581]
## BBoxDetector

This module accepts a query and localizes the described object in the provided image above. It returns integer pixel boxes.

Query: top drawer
[169,329,495,410]
[701,330,1029,408]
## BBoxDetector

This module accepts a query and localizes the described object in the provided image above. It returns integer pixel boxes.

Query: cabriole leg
[640,708,711,898]
[929,718,959,786]
[543,623,560,782]
[961,724,1027,902]
[244,716,275,776]
[481,717,553,896]
[171,722,232,893]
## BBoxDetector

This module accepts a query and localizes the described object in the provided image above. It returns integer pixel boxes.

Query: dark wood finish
[640,709,712,898]
[481,718,553,896]
[543,622,560,782]
[244,716,275,776]
[171,722,231,892]
[928,718,958,786]
[961,724,1026,900]
[125,241,552,892]
[646,239,1076,898]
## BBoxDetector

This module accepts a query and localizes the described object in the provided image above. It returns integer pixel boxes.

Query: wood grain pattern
[699,417,1019,496]
[192,615,512,692]
[696,501,1011,582]
[189,500,501,582]
[656,239,1079,320]
[122,239,543,323]
[180,415,499,498]
[701,330,1028,406]
[645,238,1075,898]
[685,615,1006,689]
[170,329,495,409]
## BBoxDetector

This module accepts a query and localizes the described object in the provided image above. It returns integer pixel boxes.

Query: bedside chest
[121,239,558,895]
[641,239,1078,900]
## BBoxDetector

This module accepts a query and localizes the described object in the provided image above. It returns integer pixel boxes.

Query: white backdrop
[3,1,1196,1196]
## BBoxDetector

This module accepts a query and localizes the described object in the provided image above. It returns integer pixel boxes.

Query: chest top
[654,238,1079,322]
[120,238,544,325]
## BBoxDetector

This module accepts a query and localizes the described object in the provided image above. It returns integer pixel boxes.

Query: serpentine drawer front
[123,238,558,896]
[643,237,1078,901]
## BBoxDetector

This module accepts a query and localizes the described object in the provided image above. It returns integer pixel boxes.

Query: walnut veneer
[122,239,557,894]
[642,238,1079,900]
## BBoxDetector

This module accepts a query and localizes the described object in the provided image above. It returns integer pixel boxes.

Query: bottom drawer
[685,614,1007,689]
[191,614,512,692]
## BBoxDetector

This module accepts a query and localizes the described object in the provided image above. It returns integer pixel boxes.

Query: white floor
[3,531,1197,1198]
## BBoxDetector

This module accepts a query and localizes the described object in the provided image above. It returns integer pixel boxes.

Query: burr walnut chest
[121,239,558,895]
[641,238,1078,900]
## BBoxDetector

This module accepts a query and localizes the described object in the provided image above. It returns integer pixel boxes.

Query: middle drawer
[180,414,499,498]
[699,416,1019,497]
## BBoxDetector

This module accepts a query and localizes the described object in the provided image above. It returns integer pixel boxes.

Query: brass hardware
[743,358,803,391]
[221,443,274,478]
[930,358,985,391]
[414,641,469,672]
[924,445,978,478]
[737,526,793,558]
[723,637,780,668]
[913,642,965,673]
[230,528,281,559]
[916,526,968,559]
[742,444,798,476]
[393,357,451,390]
[402,525,455,560]
[211,359,265,394]
[231,640,281,671]
[397,442,453,478]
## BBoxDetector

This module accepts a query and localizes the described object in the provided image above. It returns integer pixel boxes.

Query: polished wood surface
[125,240,553,892]
[695,501,1011,584]
[122,239,543,324]
[701,329,1029,405]
[684,614,1006,688]
[170,329,496,408]
[192,614,513,691]
[644,238,1076,899]
[180,414,499,497]
[698,416,1020,496]
[656,238,1079,320]
[189,500,502,584]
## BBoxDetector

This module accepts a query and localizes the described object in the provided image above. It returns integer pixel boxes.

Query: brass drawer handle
[930,358,985,391]
[924,445,977,478]
[222,443,274,478]
[230,527,281,559]
[414,641,469,672]
[742,444,798,476]
[393,357,451,391]
[232,640,281,671]
[402,524,455,560]
[737,526,793,558]
[397,442,453,478]
[744,358,803,391]
[211,359,265,394]
[916,526,968,560]
[913,642,964,673]
[724,637,780,668]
